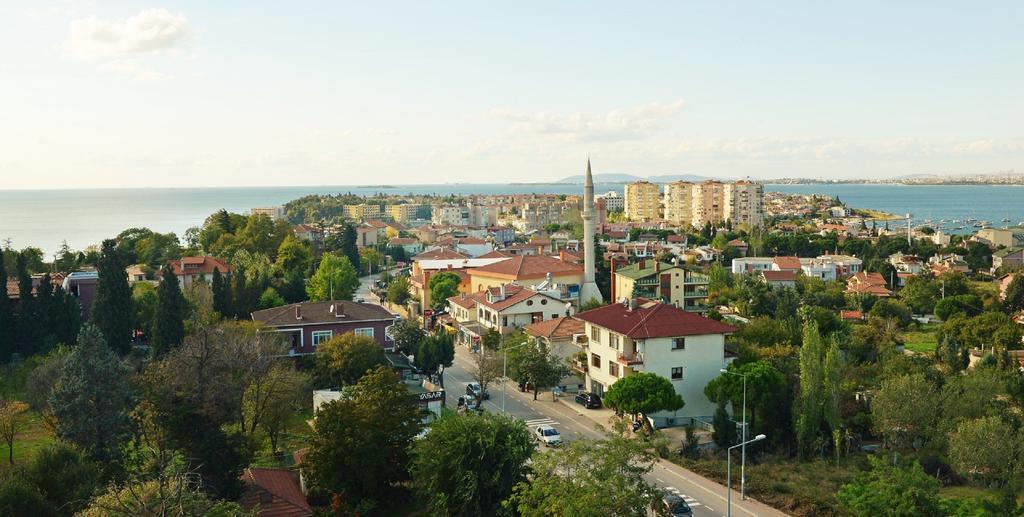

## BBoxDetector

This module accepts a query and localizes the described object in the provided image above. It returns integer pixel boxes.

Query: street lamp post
[721,368,749,499]
[727,434,766,517]
[502,340,531,413]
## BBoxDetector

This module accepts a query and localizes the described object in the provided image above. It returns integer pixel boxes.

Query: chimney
[628,297,638,312]
[333,303,346,318]
[610,259,618,302]
[294,305,302,320]
[559,250,567,262]
[499,283,506,300]
[655,261,660,273]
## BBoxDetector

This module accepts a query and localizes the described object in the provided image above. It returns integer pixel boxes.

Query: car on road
[466,382,490,400]
[657,494,692,516]
[574,391,602,409]
[534,425,562,447]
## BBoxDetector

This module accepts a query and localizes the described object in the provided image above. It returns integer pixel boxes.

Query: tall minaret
[579,159,603,305]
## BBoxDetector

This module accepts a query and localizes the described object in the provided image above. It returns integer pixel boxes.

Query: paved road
[445,347,750,517]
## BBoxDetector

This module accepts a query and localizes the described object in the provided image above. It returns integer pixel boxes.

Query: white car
[535,425,562,447]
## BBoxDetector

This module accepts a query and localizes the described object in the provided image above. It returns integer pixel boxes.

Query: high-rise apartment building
[624,181,660,221]
[596,190,624,212]
[662,180,765,228]
[387,203,423,223]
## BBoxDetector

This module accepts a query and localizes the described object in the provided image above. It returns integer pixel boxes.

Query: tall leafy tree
[91,239,133,354]
[947,416,1019,486]
[427,271,461,310]
[386,275,411,305]
[506,435,660,516]
[795,321,825,459]
[151,264,186,357]
[15,253,37,355]
[822,337,843,462]
[415,332,455,388]
[506,338,569,401]
[306,366,420,513]
[390,317,425,356]
[1005,273,1024,313]
[711,393,736,448]
[705,361,789,445]
[306,253,359,301]
[340,223,360,271]
[49,324,131,463]
[210,267,231,317]
[411,412,534,516]
[0,254,14,362]
[871,373,940,449]
[314,332,386,388]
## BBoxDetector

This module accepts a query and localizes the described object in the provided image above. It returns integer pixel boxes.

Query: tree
[1004,273,1024,313]
[315,332,387,387]
[274,234,311,277]
[472,348,503,396]
[934,294,982,321]
[711,393,736,448]
[244,364,308,454]
[481,328,501,350]
[338,223,360,271]
[50,324,132,463]
[390,317,425,356]
[306,253,359,301]
[602,372,684,424]
[151,263,186,357]
[0,397,27,463]
[705,361,788,446]
[411,412,534,516]
[795,321,825,459]
[91,239,134,354]
[386,275,411,305]
[306,366,421,513]
[0,253,13,361]
[21,442,100,515]
[428,271,461,310]
[15,253,38,355]
[257,287,285,309]
[211,267,231,317]
[506,435,660,517]
[837,456,941,517]
[948,416,1018,486]
[871,373,940,449]
[415,332,455,387]
[506,338,569,401]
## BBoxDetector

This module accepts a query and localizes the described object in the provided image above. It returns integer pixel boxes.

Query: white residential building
[575,299,736,426]
[596,191,624,212]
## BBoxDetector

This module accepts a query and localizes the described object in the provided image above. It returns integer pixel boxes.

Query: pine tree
[0,255,14,362]
[150,264,186,357]
[49,324,131,463]
[91,240,133,354]
[211,267,231,318]
[340,223,360,272]
[215,209,234,234]
[712,393,736,448]
[15,254,37,356]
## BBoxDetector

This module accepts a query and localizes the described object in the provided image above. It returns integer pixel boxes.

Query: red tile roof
[240,468,311,516]
[576,299,736,339]
[468,255,583,281]
[387,237,419,245]
[168,256,232,277]
[413,248,470,261]
[478,284,563,311]
[447,291,488,309]
[525,316,584,340]
[772,256,802,271]
[761,270,797,282]
[477,249,514,259]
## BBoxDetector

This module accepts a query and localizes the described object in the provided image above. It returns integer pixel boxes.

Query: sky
[2,1,1023,189]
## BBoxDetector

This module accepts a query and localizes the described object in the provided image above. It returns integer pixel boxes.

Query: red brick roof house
[240,468,312,517]
[251,300,398,356]
[412,247,471,261]
[840,310,865,321]
[760,270,797,288]
[166,256,232,288]
[772,256,802,272]
[846,271,892,297]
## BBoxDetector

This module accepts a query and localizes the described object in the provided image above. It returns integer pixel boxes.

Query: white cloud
[489,100,685,142]
[64,8,191,61]
[97,59,172,82]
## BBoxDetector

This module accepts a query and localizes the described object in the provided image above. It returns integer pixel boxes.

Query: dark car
[660,494,692,516]
[574,392,601,409]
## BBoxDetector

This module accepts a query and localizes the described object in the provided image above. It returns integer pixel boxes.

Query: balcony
[617,353,644,366]
[635,277,660,286]
[571,358,588,374]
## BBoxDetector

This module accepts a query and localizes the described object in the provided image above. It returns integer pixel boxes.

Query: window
[671,367,683,380]
[609,362,619,377]
[672,338,686,350]
[591,354,601,368]
[311,330,333,346]
[354,327,374,338]
[609,334,620,350]
[540,299,547,305]
[590,326,601,343]
[526,300,533,306]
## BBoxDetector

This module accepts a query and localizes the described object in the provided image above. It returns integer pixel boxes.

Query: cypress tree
[0,255,13,362]
[53,284,81,347]
[15,254,37,356]
[150,264,186,357]
[91,239,133,354]
[231,266,249,318]
[36,272,55,351]
[340,223,360,272]
[211,267,231,318]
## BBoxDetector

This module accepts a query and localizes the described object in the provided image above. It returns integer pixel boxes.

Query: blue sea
[1,183,1022,257]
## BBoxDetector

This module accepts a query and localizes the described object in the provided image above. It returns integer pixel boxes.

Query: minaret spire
[579,158,602,305]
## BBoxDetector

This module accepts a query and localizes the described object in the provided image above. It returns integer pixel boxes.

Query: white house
[575,298,736,427]
[731,257,775,275]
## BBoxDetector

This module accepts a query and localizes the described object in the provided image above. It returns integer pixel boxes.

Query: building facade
[612,260,709,311]
[663,181,694,227]
[624,181,660,222]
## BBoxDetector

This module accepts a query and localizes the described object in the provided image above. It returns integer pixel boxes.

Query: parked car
[534,425,562,447]
[574,391,602,409]
[657,494,692,516]
[466,382,490,400]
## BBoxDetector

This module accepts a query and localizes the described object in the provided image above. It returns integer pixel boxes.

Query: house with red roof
[760,269,797,289]
[445,283,571,338]
[575,298,736,425]
[525,316,587,391]
[467,255,584,295]
[846,271,892,298]
[167,256,232,288]
[240,467,311,516]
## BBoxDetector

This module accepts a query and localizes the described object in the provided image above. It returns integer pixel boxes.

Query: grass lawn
[902,323,939,354]
[968,280,1000,297]
[669,453,867,516]
[0,409,56,472]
